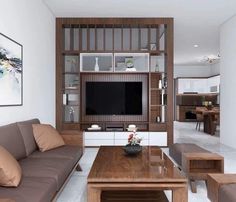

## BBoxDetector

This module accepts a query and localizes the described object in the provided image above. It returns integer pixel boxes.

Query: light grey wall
[174,65,212,78]
[210,62,220,75]
[0,0,55,126]
[220,15,236,149]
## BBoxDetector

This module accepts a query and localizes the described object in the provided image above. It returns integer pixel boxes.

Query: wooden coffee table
[87,146,188,202]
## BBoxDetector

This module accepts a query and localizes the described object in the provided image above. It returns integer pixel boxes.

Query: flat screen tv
[86,82,142,115]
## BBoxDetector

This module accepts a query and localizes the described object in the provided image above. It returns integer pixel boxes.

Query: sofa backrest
[0,123,26,160]
[17,119,40,156]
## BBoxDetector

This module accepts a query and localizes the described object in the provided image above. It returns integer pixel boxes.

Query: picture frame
[0,33,23,106]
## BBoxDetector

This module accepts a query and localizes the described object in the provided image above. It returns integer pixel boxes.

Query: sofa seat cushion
[17,119,40,156]
[0,176,56,202]
[219,184,236,202]
[169,143,210,166]
[0,123,26,160]
[30,145,82,162]
[19,157,74,190]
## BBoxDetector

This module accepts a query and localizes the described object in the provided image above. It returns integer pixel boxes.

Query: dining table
[196,107,220,135]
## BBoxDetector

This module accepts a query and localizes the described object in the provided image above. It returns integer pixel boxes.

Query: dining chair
[195,107,207,131]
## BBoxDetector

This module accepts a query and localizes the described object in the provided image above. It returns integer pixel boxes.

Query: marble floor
[57,122,236,202]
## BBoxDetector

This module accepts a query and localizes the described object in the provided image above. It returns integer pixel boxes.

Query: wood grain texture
[56,18,174,146]
[61,131,83,146]
[182,152,224,193]
[101,190,168,202]
[81,73,148,122]
[207,174,236,202]
[87,146,187,202]
[88,146,186,182]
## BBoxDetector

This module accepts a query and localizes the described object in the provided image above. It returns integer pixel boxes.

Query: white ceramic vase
[94,57,99,71]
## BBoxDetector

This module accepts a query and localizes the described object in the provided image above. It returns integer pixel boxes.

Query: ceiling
[43,0,236,65]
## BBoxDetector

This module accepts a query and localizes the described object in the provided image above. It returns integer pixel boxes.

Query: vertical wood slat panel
[138,26,141,50]
[121,24,123,51]
[70,25,74,51]
[103,24,106,51]
[148,26,151,51]
[130,26,132,51]
[112,25,114,51]
[156,26,160,51]
[79,25,82,51]
[95,25,97,51]
[87,25,90,51]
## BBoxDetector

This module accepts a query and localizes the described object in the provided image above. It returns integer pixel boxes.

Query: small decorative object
[155,63,159,72]
[125,58,134,68]
[0,33,23,106]
[125,57,136,71]
[156,116,161,123]
[126,124,137,132]
[124,131,142,156]
[94,57,99,71]
[158,80,162,89]
[70,58,77,72]
[150,43,156,50]
[69,107,75,122]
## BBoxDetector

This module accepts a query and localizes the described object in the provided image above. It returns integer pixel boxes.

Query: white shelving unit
[114,53,149,72]
[80,53,113,72]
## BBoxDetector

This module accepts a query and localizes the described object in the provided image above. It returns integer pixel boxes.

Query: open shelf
[56,18,173,146]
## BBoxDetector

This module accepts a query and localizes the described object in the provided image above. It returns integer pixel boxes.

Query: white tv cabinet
[84,131,167,147]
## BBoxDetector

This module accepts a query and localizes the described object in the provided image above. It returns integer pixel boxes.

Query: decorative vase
[69,107,75,122]
[94,57,99,71]
[123,144,142,156]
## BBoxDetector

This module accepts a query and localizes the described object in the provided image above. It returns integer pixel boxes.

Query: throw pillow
[32,124,65,152]
[0,146,22,187]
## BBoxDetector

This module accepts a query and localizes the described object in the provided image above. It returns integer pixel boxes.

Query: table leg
[172,186,188,202]
[190,179,197,193]
[87,185,101,202]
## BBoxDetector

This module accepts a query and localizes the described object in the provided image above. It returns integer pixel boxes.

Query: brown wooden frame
[56,18,174,146]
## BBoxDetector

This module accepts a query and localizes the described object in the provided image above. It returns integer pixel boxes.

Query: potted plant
[124,131,142,155]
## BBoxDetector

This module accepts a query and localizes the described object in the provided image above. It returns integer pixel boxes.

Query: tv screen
[86,82,142,115]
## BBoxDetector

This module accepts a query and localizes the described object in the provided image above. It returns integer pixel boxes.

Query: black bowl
[123,144,142,156]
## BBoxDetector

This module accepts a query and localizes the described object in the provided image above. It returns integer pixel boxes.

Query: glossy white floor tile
[57,122,236,202]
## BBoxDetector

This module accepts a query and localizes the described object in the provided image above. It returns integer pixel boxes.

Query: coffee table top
[88,146,187,183]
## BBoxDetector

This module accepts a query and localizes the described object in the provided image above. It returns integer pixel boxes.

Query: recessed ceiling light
[194,44,199,48]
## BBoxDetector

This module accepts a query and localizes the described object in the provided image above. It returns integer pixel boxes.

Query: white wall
[0,0,55,126]
[174,65,212,78]
[220,15,236,149]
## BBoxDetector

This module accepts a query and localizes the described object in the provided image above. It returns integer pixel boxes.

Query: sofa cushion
[32,124,65,152]
[0,123,26,160]
[0,176,57,202]
[169,143,210,166]
[0,146,22,187]
[19,157,73,190]
[219,184,236,202]
[17,119,40,156]
[29,145,82,162]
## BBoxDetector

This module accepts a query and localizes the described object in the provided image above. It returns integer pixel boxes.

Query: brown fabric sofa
[0,119,83,202]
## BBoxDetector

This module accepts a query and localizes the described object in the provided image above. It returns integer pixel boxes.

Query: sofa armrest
[207,174,236,202]
[60,131,83,147]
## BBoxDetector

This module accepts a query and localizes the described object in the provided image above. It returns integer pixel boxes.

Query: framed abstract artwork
[0,33,23,106]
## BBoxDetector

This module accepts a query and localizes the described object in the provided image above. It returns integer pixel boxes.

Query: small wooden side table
[182,152,224,193]
[207,174,236,202]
